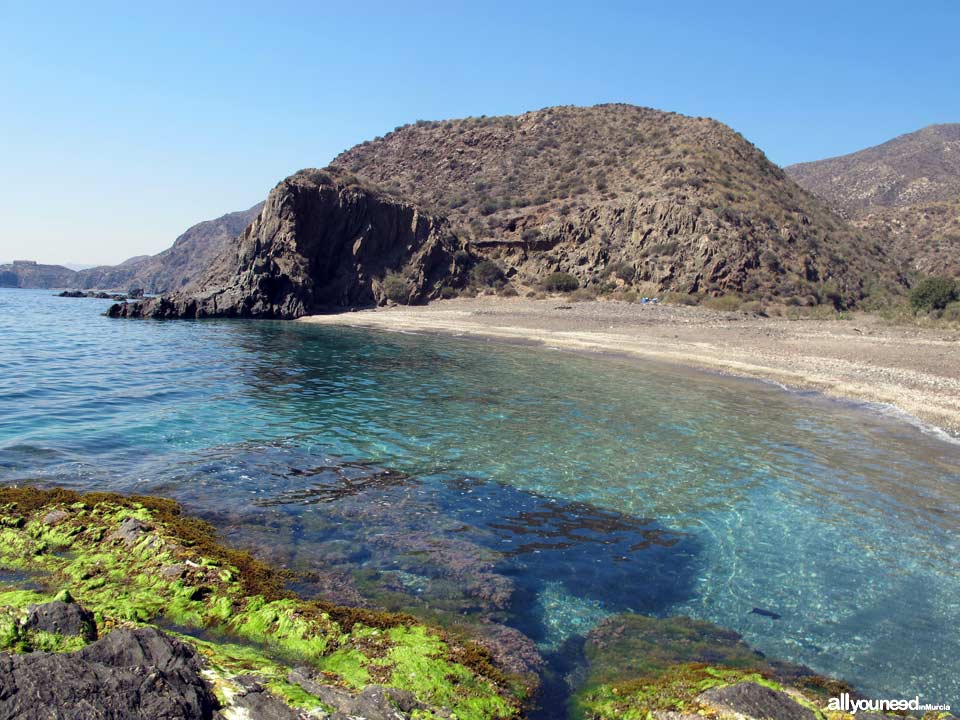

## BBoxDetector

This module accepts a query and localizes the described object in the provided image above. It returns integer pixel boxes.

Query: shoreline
[299,297,960,439]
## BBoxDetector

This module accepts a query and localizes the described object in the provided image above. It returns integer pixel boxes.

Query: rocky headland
[109,169,469,319]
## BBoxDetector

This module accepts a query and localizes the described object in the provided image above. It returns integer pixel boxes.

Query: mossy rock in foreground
[0,486,521,720]
[571,614,861,720]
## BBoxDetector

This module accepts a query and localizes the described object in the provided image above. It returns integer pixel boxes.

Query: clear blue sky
[1,0,957,265]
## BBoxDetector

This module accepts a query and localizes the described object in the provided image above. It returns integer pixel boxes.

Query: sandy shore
[299,298,960,438]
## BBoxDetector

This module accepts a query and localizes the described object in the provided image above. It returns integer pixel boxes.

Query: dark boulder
[24,601,96,641]
[289,667,423,719]
[0,626,218,719]
[698,681,817,720]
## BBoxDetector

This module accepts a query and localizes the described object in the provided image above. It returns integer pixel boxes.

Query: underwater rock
[24,600,96,640]
[699,681,816,720]
[0,627,218,720]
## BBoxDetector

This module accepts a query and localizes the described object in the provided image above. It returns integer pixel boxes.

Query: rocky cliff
[109,169,469,318]
[334,104,898,306]
[787,124,960,277]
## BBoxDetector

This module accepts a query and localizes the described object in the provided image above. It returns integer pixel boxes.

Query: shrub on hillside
[542,272,580,292]
[910,276,958,311]
[471,260,506,287]
[605,261,634,282]
[941,300,960,323]
[383,273,413,304]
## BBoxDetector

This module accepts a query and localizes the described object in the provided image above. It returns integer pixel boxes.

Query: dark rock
[289,668,422,719]
[41,509,70,526]
[0,627,218,719]
[231,680,307,720]
[24,601,96,641]
[160,564,188,581]
[698,681,817,720]
[110,169,469,320]
[57,290,87,298]
[105,517,152,546]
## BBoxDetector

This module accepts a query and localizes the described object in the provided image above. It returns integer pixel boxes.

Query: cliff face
[109,170,468,319]
[335,104,898,305]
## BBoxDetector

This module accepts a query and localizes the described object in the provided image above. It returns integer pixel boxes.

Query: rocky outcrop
[109,169,469,319]
[23,600,96,640]
[698,682,816,720]
[0,626,219,720]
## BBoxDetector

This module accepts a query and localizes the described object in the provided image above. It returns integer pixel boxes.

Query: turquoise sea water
[1,287,959,708]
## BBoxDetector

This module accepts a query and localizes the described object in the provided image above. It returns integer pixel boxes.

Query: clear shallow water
[1,288,959,706]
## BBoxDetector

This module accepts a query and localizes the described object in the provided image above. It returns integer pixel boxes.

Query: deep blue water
[1,288,959,707]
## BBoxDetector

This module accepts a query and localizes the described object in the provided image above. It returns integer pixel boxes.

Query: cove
[1,288,959,711]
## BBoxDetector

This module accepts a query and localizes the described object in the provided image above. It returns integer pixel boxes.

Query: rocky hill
[110,169,468,318]
[787,124,960,216]
[113,105,904,319]
[0,261,77,289]
[78,204,263,293]
[1,206,261,292]
[334,104,895,306]
[787,124,960,277]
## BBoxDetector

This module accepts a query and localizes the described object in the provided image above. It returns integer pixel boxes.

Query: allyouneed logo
[828,693,951,714]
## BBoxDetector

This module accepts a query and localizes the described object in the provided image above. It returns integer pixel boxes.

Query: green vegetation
[0,487,522,720]
[910,275,958,311]
[472,260,506,287]
[542,272,580,292]
[383,272,414,304]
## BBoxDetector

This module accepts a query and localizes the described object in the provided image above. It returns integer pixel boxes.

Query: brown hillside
[786,124,960,216]
[78,204,263,293]
[335,104,897,306]
[787,124,960,277]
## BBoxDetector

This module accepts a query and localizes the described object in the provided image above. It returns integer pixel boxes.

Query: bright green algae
[0,487,520,720]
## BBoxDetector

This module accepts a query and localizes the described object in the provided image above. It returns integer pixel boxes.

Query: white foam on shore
[861,401,960,446]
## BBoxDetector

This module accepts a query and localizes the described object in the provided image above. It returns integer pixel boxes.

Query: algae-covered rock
[570,614,850,720]
[699,681,817,720]
[0,486,523,720]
